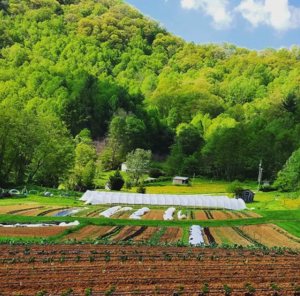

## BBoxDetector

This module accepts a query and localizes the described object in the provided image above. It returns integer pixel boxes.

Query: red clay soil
[194,211,208,220]
[241,224,300,249]
[133,227,160,242]
[1,245,300,295]
[211,211,229,220]
[64,226,117,240]
[110,226,142,241]
[0,227,69,238]
[142,210,164,220]
[158,227,182,243]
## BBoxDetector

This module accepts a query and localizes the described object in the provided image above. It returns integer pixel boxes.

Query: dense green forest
[1,0,300,189]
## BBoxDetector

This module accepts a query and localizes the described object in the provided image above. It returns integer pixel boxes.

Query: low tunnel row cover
[80,191,246,210]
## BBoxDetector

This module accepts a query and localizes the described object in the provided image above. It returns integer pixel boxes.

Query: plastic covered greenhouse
[80,191,247,210]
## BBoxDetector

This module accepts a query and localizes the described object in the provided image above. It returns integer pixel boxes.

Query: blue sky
[124,0,300,50]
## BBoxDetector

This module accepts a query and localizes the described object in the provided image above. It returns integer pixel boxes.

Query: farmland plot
[208,227,254,247]
[1,245,300,295]
[0,205,40,214]
[64,226,118,241]
[158,227,182,243]
[110,226,145,241]
[133,227,160,242]
[241,224,300,249]
[142,210,164,220]
[0,227,69,238]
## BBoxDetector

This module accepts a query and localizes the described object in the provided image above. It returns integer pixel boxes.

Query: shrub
[108,169,124,191]
[136,182,146,194]
[227,180,243,196]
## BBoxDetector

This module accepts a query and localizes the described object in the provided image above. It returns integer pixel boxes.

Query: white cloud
[235,0,300,31]
[181,0,233,29]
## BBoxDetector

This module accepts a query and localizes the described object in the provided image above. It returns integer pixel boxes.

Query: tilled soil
[158,227,182,243]
[0,227,69,237]
[0,204,39,214]
[63,226,118,240]
[194,211,208,220]
[241,224,300,249]
[209,226,253,247]
[211,211,229,220]
[110,226,142,241]
[1,244,300,295]
[133,227,160,242]
[142,210,164,220]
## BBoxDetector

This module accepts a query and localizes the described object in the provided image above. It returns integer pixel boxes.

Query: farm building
[263,180,272,186]
[173,176,189,185]
[121,163,127,172]
[235,189,255,203]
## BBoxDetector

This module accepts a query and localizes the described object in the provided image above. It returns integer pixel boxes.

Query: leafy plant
[85,287,92,295]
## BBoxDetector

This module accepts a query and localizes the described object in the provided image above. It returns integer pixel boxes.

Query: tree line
[1,0,300,190]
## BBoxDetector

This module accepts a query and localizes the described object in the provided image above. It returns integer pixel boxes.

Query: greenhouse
[80,191,247,210]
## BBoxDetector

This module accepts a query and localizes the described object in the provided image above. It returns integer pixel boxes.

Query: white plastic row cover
[189,225,205,245]
[163,207,175,220]
[81,191,246,210]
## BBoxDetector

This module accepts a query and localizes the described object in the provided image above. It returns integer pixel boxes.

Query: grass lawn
[0,195,82,207]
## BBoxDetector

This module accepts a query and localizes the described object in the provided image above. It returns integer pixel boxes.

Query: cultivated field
[1,244,300,295]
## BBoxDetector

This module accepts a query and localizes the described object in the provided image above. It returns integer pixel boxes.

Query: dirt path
[0,227,69,238]
[241,224,300,249]
[209,227,253,247]
[133,227,160,242]
[142,210,164,220]
[64,226,117,240]
[158,227,182,243]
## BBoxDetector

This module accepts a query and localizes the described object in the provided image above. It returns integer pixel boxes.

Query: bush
[260,185,276,192]
[136,182,146,194]
[227,180,243,196]
[149,168,164,178]
[108,169,124,191]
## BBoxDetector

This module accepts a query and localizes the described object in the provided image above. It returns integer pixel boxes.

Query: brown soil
[247,212,262,218]
[133,227,160,242]
[142,210,164,220]
[241,224,300,248]
[15,209,47,216]
[211,211,229,220]
[0,204,39,214]
[0,227,69,238]
[1,245,300,295]
[110,210,134,219]
[194,211,208,220]
[64,226,117,240]
[110,226,142,241]
[158,227,182,243]
[209,227,253,247]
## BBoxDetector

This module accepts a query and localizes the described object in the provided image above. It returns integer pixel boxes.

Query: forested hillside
[1,0,300,188]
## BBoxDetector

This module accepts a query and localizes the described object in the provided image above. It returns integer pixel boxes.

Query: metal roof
[173,176,189,180]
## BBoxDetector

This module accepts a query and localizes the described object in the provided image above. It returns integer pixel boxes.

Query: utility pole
[258,160,263,191]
